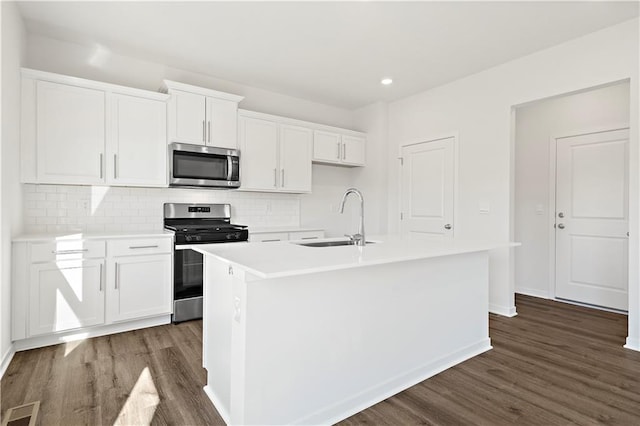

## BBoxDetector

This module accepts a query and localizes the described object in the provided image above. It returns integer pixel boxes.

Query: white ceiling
[17,1,640,109]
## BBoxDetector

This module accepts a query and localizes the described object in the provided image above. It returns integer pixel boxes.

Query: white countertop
[194,235,519,279]
[249,227,324,234]
[13,230,174,242]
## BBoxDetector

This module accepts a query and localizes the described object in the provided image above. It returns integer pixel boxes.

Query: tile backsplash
[23,184,300,234]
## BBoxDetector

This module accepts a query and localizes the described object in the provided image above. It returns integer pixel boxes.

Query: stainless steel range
[164,203,248,323]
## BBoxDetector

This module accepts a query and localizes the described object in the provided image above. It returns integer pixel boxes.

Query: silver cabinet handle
[114,154,118,179]
[262,239,281,242]
[557,223,565,229]
[51,249,88,254]
[444,224,452,230]
[336,142,341,159]
[281,169,285,187]
[208,121,211,143]
[99,153,103,179]
[128,245,159,249]
[342,143,346,160]
[99,263,103,291]
[273,168,277,187]
[301,237,318,240]
[115,262,119,289]
[203,120,206,143]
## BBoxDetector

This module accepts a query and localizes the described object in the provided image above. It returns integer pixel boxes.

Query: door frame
[397,132,459,237]
[547,124,630,302]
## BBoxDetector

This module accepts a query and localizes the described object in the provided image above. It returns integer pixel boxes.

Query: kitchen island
[195,236,514,425]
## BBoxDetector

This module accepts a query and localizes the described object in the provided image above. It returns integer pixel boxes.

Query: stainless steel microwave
[169,143,240,188]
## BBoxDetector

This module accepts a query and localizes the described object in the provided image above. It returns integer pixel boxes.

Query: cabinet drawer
[289,231,324,241]
[108,237,173,257]
[250,232,289,243]
[31,240,106,263]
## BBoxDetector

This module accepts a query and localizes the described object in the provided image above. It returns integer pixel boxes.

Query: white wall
[387,18,639,326]
[1,0,26,372]
[514,82,630,298]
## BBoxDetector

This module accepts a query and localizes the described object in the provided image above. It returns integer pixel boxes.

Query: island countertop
[193,235,518,279]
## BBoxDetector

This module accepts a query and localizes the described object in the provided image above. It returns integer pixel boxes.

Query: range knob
[185,235,192,242]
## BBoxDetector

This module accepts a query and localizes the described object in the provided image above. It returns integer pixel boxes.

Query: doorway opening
[512,80,631,313]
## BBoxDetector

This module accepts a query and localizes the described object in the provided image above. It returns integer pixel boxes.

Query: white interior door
[400,137,455,239]
[555,128,629,310]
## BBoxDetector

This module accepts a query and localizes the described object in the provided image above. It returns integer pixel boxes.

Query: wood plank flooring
[2,295,640,425]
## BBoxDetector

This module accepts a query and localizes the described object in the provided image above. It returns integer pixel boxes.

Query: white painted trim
[238,108,365,137]
[624,337,640,352]
[516,288,551,299]
[489,303,518,317]
[553,297,628,315]
[161,79,244,102]
[21,68,170,101]
[203,385,232,425]
[0,344,16,379]
[293,338,492,425]
[397,132,460,238]
[13,315,171,352]
[548,126,631,303]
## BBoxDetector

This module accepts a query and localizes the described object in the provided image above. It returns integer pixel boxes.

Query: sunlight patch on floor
[114,367,159,426]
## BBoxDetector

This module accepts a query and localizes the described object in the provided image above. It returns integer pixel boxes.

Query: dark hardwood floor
[2,295,640,425]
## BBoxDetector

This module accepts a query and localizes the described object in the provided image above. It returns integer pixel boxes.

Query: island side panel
[236,251,491,425]
[202,256,234,423]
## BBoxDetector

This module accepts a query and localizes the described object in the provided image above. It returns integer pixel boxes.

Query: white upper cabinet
[239,116,279,190]
[21,68,170,187]
[35,80,106,184]
[109,93,168,186]
[163,80,244,149]
[279,124,312,192]
[239,112,312,193]
[313,130,366,166]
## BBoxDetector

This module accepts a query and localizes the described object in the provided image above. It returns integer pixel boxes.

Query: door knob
[444,224,452,230]
[557,223,565,229]
[558,212,564,218]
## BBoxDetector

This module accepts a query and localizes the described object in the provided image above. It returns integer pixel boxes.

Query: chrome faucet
[339,188,366,246]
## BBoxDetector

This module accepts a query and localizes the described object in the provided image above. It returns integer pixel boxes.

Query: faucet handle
[345,233,363,243]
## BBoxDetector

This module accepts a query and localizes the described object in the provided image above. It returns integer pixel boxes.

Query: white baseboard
[489,303,517,317]
[515,288,550,299]
[0,344,16,379]
[203,385,231,424]
[624,337,640,352]
[296,338,493,425]
[13,315,171,352]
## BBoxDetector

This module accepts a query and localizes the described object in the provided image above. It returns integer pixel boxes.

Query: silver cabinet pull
[51,249,88,254]
[203,120,206,142]
[128,245,159,249]
[262,239,281,242]
[273,168,277,187]
[557,223,565,229]
[281,169,285,187]
[444,224,452,230]
[342,143,346,160]
[301,237,318,240]
[114,154,118,178]
[99,153,103,179]
[208,121,211,143]
[115,262,119,289]
[99,263,103,292]
[336,142,340,159]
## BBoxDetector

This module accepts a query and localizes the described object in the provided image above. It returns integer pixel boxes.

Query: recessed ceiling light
[381,78,393,85]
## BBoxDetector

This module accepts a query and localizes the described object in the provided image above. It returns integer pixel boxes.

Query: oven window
[173,151,227,181]
[174,249,203,299]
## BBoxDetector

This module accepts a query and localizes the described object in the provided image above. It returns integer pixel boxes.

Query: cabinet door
[109,94,167,186]
[342,135,366,165]
[207,97,238,149]
[36,81,105,184]
[107,254,172,323]
[168,90,206,145]
[313,130,341,163]
[29,259,105,336]
[280,124,312,192]
[239,116,279,191]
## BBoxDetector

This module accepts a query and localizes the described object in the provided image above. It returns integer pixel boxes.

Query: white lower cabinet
[29,259,105,336]
[13,235,173,344]
[107,253,172,323]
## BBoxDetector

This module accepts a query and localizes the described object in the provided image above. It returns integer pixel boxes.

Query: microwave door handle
[227,156,233,181]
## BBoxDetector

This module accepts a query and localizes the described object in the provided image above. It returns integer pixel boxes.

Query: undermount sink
[295,240,375,248]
